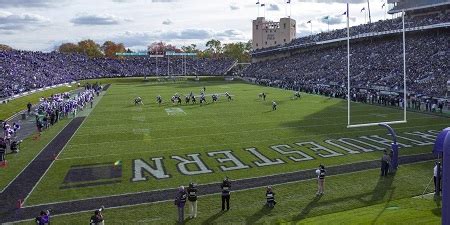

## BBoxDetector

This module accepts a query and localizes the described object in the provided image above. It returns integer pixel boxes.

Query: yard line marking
[60,117,441,149]
[57,123,441,161]
[0,121,72,194]
[22,117,87,205]
[73,113,437,137]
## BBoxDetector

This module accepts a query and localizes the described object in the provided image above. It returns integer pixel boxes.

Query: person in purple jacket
[174,186,187,223]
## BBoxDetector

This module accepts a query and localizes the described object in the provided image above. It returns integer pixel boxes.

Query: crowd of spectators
[0,51,235,98]
[254,11,449,53]
[243,30,449,105]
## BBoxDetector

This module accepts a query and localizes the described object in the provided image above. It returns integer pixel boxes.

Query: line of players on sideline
[134,88,302,111]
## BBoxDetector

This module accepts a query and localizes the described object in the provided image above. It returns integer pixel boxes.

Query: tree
[101,41,126,58]
[223,41,251,63]
[181,44,199,53]
[205,39,222,57]
[147,42,181,54]
[78,39,103,58]
[58,43,80,54]
[0,44,13,51]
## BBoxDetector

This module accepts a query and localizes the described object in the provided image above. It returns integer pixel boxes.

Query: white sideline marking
[0,121,72,194]
[14,159,434,224]
[165,108,186,116]
[131,116,145,122]
[22,118,88,205]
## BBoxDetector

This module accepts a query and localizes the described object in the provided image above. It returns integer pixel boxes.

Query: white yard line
[22,118,88,205]
[0,121,72,194]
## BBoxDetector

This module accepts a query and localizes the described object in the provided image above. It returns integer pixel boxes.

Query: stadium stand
[0,52,235,98]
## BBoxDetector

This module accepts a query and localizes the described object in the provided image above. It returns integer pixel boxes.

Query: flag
[342,11,347,16]
[382,3,385,8]
[256,1,259,4]
[287,0,291,3]
[307,20,311,23]
[261,3,265,7]
[361,7,365,12]
[114,160,122,166]
[324,16,329,20]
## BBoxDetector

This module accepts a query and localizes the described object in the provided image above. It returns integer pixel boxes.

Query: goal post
[346,6,408,128]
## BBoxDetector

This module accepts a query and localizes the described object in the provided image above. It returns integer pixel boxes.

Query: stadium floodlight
[347,7,407,129]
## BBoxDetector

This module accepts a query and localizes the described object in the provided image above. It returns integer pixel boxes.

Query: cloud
[297,0,366,3]
[152,0,177,2]
[108,28,247,48]
[162,19,172,25]
[267,4,280,11]
[230,4,239,10]
[320,15,344,25]
[0,0,61,8]
[71,13,132,25]
[0,11,50,32]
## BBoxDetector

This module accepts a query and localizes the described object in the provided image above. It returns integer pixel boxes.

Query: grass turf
[23,80,448,205]
[16,161,441,224]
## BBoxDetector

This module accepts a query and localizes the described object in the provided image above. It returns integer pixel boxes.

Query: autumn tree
[78,39,103,58]
[147,42,181,54]
[58,43,80,54]
[101,41,126,58]
[0,44,13,51]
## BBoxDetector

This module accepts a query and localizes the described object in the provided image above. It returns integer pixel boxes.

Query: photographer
[10,139,21,153]
[221,177,231,211]
[265,186,276,208]
[35,210,50,225]
[90,207,105,225]
[186,182,198,218]
[0,137,6,162]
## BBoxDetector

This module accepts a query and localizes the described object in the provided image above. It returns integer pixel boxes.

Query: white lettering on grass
[171,154,212,175]
[359,135,412,148]
[244,147,285,167]
[270,144,314,162]
[324,139,360,154]
[132,157,170,181]
[207,150,250,171]
[338,138,385,152]
[295,141,343,158]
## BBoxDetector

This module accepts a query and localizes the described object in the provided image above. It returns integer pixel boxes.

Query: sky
[0,0,394,52]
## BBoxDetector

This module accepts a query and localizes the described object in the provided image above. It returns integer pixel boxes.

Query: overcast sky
[0,0,393,51]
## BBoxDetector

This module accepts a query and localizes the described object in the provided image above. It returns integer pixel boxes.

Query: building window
[274,41,277,44]
[283,23,286,29]
[265,41,267,45]
[256,43,258,47]
[256,25,258,30]
[284,39,286,42]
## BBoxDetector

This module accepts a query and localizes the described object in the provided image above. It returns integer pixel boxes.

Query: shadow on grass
[369,174,396,225]
[294,195,323,221]
[245,205,273,224]
[201,211,225,225]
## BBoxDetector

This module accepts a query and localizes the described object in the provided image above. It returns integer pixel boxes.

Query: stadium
[0,0,449,224]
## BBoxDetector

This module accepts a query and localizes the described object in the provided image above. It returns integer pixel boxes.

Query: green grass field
[8,78,446,224]
[26,79,448,204]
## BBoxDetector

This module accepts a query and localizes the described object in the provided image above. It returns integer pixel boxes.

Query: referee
[221,178,231,211]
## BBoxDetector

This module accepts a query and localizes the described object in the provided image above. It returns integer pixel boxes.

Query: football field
[8,78,448,224]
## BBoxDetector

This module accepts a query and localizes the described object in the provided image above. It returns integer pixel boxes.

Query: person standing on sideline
[186,182,198,218]
[316,165,326,195]
[27,102,32,115]
[381,150,390,176]
[0,138,6,162]
[174,186,187,223]
[221,177,231,211]
[265,186,276,208]
[272,101,277,111]
[434,162,442,195]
